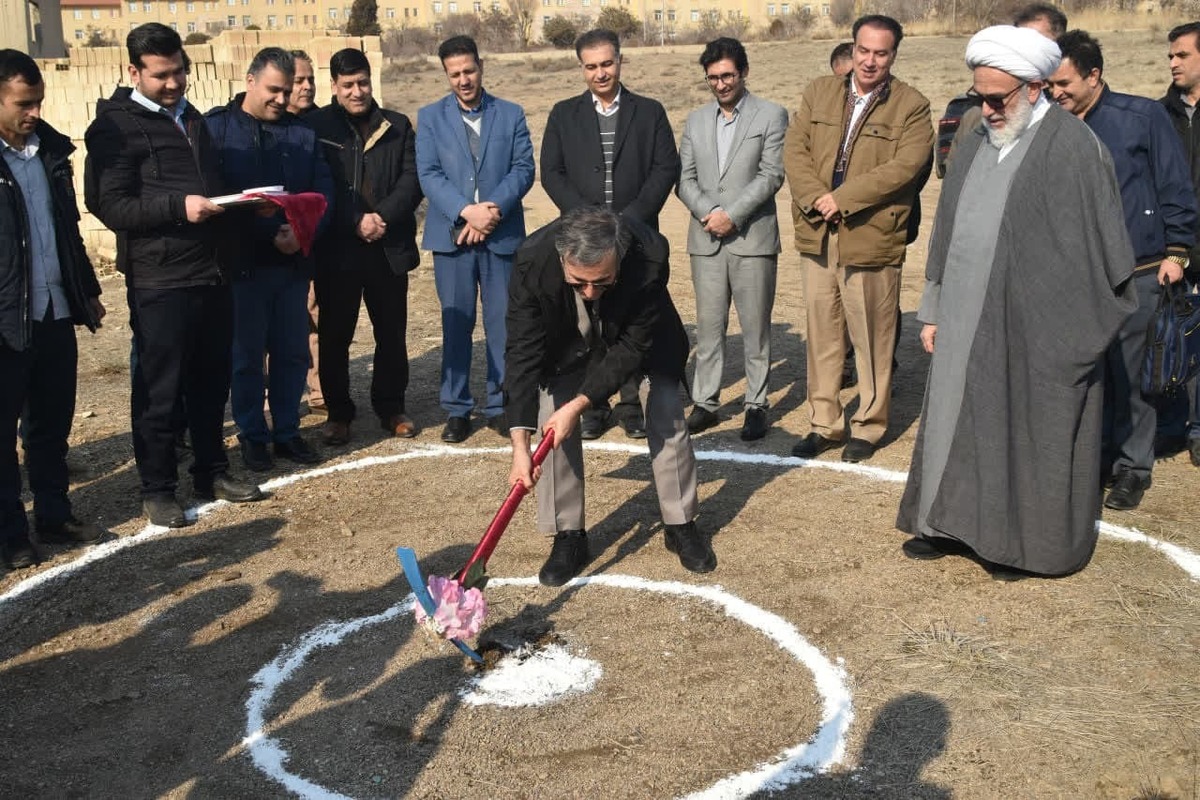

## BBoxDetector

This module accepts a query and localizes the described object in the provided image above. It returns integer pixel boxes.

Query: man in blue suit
[416,36,535,443]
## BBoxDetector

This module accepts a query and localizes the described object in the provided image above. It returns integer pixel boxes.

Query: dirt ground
[1,30,1199,800]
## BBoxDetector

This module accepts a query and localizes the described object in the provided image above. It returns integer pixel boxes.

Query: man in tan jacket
[784,14,933,462]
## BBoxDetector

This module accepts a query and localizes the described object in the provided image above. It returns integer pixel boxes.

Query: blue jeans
[231,265,310,444]
[433,247,511,419]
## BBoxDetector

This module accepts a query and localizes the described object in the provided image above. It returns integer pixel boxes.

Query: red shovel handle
[455,430,556,584]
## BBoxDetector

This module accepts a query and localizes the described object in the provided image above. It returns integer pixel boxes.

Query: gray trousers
[690,251,778,411]
[1104,271,1162,478]
[537,372,698,534]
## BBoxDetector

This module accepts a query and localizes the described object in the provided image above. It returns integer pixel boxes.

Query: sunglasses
[966,83,1027,109]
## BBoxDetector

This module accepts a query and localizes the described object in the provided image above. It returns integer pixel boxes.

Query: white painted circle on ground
[241,574,854,800]
[460,641,602,708]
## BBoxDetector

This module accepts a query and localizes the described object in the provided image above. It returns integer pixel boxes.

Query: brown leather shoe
[322,419,351,446]
[382,414,417,438]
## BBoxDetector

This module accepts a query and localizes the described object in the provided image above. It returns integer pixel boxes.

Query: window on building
[186,1,194,9]
[266,13,275,24]
[128,1,137,11]
[169,20,177,28]
[556,0,565,6]
[473,1,480,10]
[542,14,548,22]
[821,2,829,13]
[448,0,457,10]
[111,8,119,16]
[130,21,138,28]
[780,2,789,12]
[168,2,176,12]
[767,3,775,13]
[73,9,82,19]
[266,0,274,5]
[492,0,500,8]
[286,12,293,21]
[187,20,196,29]
[328,7,336,16]
[92,8,101,17]
[690,8,697,19]
[385,6,394,15]
[144,2,152,11]
[242,13,250,23]
[433,0,441,10]
[227,13,236,24]
[74,28,83,38]
[667,8,674,19]
[652,8,660,18]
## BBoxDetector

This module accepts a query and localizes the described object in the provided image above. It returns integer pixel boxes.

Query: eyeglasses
[705,71,741,85]
[564,277,618,291]
[966,83,1027,110]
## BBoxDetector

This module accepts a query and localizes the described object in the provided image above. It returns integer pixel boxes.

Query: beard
[984,94,1034,149]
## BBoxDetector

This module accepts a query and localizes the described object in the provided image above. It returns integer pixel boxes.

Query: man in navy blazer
[416,35,535,444]
[540,28,681,441]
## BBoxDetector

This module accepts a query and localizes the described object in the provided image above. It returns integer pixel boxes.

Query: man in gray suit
[678,38,789,441]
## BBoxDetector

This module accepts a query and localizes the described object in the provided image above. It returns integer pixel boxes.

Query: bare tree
[507,0,537,49]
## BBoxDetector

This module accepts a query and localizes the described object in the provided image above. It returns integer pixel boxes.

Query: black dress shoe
[240,438,274,472]
[2,537,42,569]
[740,408,768,441]
[195,473,265,504]
[143,495,192,528]
[902,537,949,560]
[486,414,510,437]
[275,436,323,465]
[987,563,1030,583]
[621,409,647,439]
[791,432,841,458]
[1190,438,1200,468]
[1104,468,1150,510]
[686,407,719,434]
[441,415,471,443]
[664,521,716,573]
[539,529,589,587]
[36,517,109,546]
[580,410,607,440]
[842,437,876,463]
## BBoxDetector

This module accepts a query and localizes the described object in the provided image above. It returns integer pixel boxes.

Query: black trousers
[128,284,232,497]
[315,249,409,424]
[0,317,77,545]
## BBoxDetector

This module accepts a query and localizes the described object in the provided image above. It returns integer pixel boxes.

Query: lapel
[718,92,758,179]
[612,86,634,162]
[475,92,495,170]
[444,94,475,167]
[574,91,604,164]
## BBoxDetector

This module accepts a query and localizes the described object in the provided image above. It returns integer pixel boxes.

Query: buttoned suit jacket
[415,91,535,255]
[539,86,680,231]
[677,91,789,258]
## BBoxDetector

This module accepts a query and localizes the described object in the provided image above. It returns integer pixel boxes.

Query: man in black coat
[308,48,423,446]
[85,23,264,529]
[506,207,715,586]
[540,28,681,441]
[0,50,107,569]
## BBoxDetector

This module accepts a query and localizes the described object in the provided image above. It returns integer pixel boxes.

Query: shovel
[398,431,556,662]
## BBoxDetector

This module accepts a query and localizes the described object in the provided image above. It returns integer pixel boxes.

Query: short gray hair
[554,206,631,267]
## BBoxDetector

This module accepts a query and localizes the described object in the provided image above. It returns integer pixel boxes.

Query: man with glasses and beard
[897,26,1137,580]
[505,206,714,586]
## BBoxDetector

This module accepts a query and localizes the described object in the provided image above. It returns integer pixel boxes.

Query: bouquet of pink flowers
[414,575,487,640]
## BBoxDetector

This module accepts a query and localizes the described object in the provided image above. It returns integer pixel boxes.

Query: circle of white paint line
[460,642,602,708]
[1,442,1197,609]
[241,575,854,800]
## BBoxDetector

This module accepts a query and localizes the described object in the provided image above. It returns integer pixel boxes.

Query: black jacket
[84,88,225,289]
[307,99,422,274]
[204,94,335,277]
[1161,84,1200,281]
[539,87,680,232]
[504,216,688,430]
[0,121,102,350]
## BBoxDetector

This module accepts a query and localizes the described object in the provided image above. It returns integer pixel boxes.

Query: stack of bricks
[38,30,384,263]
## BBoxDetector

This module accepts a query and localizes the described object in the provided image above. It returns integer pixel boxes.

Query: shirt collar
[1,130,40,160]
[130,88,189,121]
[458,90,488,115]
[716,91,748,119]
[592,86,622,114]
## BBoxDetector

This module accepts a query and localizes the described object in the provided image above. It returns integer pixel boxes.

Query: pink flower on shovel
[415,575,488,640]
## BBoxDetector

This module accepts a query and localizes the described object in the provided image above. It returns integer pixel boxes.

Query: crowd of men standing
[1,12,1198,585]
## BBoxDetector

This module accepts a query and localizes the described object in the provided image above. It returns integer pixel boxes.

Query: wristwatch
[1165,254,1190,269]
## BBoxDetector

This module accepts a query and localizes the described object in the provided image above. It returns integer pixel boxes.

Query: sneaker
[275,436,322,465]
[538,529,589,586]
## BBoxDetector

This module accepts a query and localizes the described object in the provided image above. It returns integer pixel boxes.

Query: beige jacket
[784,74,933,266]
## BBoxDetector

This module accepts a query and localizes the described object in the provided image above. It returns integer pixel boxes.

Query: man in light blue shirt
[0,49,108,569]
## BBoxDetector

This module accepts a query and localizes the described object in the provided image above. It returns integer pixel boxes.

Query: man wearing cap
[896,25,1136,579]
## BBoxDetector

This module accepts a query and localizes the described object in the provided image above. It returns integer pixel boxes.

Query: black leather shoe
[2,537,42,569]
[580,410,607,440]
[842,437,876,463]
[791,432,841,458]
[1190,438,1200,468]
[1104,468,1150,510]
[441,415,471,443]
[740,408,768,441]
[240,438,273,472]
[663,521,716,573]
[902,537,948,560]
[486,414,510,438]
[686,407,719,434]
[36,517,109,546]
[143,495,192,528]
[196,473,265,504]
[539,529,589,586]
[275,436,322,465]
[621,409,647,439]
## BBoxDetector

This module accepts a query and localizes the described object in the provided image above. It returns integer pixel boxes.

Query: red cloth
[249,192,328,257]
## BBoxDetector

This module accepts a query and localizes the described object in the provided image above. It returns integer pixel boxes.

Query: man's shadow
[759,692,951,799]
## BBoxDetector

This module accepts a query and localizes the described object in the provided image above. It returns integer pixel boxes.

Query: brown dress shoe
[382,414,417,438]
[322,420,351,446]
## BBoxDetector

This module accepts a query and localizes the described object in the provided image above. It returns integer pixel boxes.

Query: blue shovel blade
[397,546,484,663]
